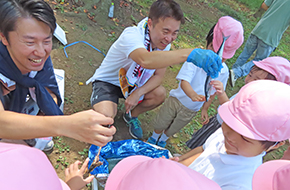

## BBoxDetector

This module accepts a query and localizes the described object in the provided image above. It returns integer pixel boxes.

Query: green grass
[235,0,264,10]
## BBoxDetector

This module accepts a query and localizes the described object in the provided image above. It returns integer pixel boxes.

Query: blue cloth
[187,48,222,78]
[232,34,275,78]
[0,42,63,115]
[88,139,170,175]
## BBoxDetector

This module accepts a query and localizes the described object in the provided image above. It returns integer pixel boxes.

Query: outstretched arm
[0,101,116,146]
[129,48,222,78]
[178,146,204,167]
[129,48,192,69]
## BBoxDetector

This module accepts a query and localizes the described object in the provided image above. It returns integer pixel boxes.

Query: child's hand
[162,156,180,162]
[201,109,209,125]
[191,94,206,102]
[210,80,225,96]
[65,158,94,190]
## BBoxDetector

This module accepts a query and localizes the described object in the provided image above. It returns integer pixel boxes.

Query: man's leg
[131,85,166,117]
[91,81,123,118]
[232,34,258,79]
[125,85,166,139]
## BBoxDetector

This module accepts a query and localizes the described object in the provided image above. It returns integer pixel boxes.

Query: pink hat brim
[218,101,258,140]
[105,155,152,190]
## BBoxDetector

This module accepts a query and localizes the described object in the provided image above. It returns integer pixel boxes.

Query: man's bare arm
[129,48,193,69]
[0,102,116,146]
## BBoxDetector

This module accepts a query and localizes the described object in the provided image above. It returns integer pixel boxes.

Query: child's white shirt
[169,61,228,111]
[188,128,265,190]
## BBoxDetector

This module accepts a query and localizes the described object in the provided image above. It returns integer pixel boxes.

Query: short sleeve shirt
[169,61,228,111]
[252,0,290,47]
[188,128,265,190]
[86,18,171,86]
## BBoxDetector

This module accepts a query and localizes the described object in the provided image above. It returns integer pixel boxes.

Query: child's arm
[200,95,215,124]
[65,158,94,190]
[178,146,204,167]
[210,80,229,105]
[180,80,205,102]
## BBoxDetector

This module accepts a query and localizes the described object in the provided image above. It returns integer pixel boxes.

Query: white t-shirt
[188,128,265,190]
[169,61,228,111]
[86,18,171,86]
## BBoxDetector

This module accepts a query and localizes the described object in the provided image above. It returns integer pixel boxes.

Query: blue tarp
[88,139,170,175]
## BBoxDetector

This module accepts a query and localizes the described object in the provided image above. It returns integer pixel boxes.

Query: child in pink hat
[105,155,221,190]
[177,80,290,190]
[147,16,244,148]
[187,56,290,149]
[252,160,290,190]
[0,142,94,190]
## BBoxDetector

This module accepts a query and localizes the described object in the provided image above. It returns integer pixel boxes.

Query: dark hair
[260,141,280,152]
[149,0,185,25]
[206,24,216,48]
[251,65,277,80]
[0,0,56,41]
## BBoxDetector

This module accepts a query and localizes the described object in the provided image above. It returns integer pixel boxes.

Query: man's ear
[147,18,153,31]
[0,33,9,46]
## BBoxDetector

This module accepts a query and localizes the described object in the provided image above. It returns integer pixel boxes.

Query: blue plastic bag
[88,139,170,175]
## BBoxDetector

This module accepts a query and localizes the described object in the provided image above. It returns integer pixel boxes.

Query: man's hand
[62,110,116,146]
[65,158,94,190]
[187,48,222,78]
[125,90,141,113]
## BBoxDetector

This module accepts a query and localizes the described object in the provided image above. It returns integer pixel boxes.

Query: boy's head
[219,80,290,157]
[105,155,221,190]
[252,160,290,190]
[0,0,55,74]
[245,56,290,85]
[207,16,244,59]
[148,0,184,50]
[0,143,70,190]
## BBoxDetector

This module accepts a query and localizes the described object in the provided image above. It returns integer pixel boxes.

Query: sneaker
[229,69,237,87]
[128,118,143,139]
[24,139,36,147]
[157,140,167,148]
[147,137,157,145]
[42,140,54,152]
[123,112,131,123]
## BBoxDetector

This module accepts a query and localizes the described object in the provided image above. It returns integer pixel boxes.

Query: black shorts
[90,80,126,106]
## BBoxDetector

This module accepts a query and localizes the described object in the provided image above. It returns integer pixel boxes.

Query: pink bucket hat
[0,142,70,190]
[213,16,244,59]
[252,160,290,190]
[105,155,221,190]
[253,56,290,84]
[218,80,290,141]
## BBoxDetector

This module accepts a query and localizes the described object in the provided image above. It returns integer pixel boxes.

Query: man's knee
[153,86,166,104]
[92,101,117,118]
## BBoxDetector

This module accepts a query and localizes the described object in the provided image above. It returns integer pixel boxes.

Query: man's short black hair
[149,0,185,25]
[0,0,56,41]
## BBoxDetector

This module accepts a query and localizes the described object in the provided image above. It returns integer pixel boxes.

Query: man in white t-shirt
[87,0,223,139]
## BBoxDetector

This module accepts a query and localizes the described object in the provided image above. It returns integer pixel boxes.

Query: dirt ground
[45,0,288,189]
